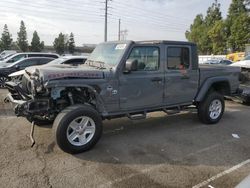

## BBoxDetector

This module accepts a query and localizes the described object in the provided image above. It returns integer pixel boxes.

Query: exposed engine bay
[5,74,98,122]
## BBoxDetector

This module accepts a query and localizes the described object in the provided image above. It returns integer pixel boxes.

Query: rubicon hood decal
[44,70,104,80]
[36,66,105,81]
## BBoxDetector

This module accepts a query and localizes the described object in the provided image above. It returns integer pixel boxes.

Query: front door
[119,45,164,110]
[164,46,199,105]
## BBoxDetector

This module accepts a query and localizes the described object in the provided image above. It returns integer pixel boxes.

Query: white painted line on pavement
[0,116,17,119]
[192,159,250,188]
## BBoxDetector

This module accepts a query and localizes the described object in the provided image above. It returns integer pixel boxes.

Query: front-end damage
[5,65,107,122]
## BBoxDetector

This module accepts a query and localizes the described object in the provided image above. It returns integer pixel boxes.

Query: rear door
[164,45,199,105]
[119,45,164,110]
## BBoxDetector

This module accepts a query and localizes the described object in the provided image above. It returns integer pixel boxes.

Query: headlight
[30,74,44,94]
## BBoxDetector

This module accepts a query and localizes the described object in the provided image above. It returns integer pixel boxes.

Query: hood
[29,64,105,82]
[9,65,40,77]
[0,66,13,75]
[230,60,250,68]
[8,63,61,77]
[0,62,10,68]
[9,69,26,77]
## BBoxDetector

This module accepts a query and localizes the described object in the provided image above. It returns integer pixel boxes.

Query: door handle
[181,75,190,79]
[151,77,163,82]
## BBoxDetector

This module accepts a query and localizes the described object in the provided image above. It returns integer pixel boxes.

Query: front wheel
[197,92,225,124]
[53,105,103,154]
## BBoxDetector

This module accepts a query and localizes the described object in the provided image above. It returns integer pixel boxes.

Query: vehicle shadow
[71,108,250,168]
[73,112,207,165]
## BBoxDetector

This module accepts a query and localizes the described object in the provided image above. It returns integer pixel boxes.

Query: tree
[186,14,208,54]
[186,0,223,54]
[228,13,250,51]
[53,32,65,55]
[208,20,227,54]
[245,0,250,9]
[205,0,222,27]
[17,20,29,52]
[204,0,223,54]
[226,0,249,51]
[68,32,75,54]
[0,24,13,50]
[30,31,44,52]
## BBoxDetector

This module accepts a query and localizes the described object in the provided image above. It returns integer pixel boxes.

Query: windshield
[244,55,250,60]
[47,58,65,65]
[0,53,14,60]
[86,42,129,67]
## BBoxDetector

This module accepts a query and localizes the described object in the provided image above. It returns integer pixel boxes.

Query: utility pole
[120,29,128,41]
[118,19,121,41]
[104,0,108,42]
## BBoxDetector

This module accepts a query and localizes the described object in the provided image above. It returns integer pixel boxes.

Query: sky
[0,0,231,46]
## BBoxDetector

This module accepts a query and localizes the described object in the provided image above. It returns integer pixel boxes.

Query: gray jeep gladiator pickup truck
[5,40,240,154]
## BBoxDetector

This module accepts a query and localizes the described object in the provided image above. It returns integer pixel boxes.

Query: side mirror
[124,59,138,73]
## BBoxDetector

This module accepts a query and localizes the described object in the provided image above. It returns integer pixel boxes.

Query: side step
[163,107,181,115]
[127,112,146,120]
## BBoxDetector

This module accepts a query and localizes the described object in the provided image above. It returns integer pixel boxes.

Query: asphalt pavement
[0,89,250,188]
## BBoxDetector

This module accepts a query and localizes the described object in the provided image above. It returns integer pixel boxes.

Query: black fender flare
[195,76,230,102]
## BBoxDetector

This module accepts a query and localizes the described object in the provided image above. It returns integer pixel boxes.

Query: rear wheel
[53,105,103,154]
[197,91,225,124]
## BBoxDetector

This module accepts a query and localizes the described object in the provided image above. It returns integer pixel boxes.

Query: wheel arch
[47,84,107,113]
[195,77,231,102]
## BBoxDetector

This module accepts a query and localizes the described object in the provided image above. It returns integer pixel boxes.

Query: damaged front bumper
[5,81,51,117]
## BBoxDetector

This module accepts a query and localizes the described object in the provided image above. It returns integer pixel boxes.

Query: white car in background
[230,55,250,83]
[0,50,16,60]
[230,55,250,69]
[8,56,88,82]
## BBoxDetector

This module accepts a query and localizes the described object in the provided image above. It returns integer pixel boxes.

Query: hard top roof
[134,40,196,45]
[105,40,196,46]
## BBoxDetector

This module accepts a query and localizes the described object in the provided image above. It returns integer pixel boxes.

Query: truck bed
[199,64,241,94]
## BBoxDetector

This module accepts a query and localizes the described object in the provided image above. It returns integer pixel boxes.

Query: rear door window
[167,47,190,70]
[18,59,39,69]
[38,58,54,65]
[8,54,26,63]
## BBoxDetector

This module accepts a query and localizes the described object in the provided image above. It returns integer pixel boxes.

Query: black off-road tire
[197,91,225,124]
[53,105,103,154]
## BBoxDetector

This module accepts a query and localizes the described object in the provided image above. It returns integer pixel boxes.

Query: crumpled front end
[5,80,53,120]
[5,64,106,121]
